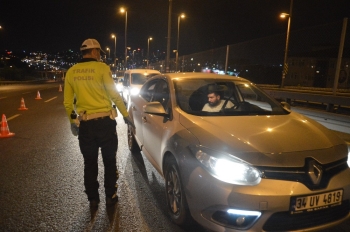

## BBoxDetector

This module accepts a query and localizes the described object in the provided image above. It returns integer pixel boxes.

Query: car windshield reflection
[131,73,160,85]
[174,79,288,116]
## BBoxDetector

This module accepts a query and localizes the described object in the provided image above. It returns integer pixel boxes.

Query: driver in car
[202,84,234,112]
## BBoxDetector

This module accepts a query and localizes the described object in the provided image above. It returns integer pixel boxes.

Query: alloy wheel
[166,164,181,215]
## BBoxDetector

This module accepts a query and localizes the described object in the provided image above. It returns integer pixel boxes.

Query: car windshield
[131,73,159,85]
[173,78,288,116]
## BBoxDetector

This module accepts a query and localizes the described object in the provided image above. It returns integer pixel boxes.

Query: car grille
[259,157,349,190]
[263,200,350,231]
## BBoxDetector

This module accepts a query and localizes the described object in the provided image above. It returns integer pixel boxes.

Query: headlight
[116,84,123,92]
[193,146,261,185]
[130,87,140,95]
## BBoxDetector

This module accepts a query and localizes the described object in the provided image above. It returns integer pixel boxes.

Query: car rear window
[131,73,160,85]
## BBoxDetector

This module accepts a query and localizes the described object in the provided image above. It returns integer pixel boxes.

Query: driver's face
[207,92,220,106]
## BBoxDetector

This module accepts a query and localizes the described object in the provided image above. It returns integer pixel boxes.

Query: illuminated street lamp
[176,13,185,72]
[106,47,110,59]
[111,34,117,66]
[126,47,131,63]
[280,0,293,88]
[120,7,128,69]
[147,37,153,68]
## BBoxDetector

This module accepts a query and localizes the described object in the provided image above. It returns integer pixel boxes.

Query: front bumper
[184,165,350,232]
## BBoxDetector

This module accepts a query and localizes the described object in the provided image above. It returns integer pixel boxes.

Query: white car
[122,69,160,106]
[127,72,350,231]
[114,77,123,93]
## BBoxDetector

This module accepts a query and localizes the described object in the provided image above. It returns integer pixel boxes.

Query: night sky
[1,0,349,56]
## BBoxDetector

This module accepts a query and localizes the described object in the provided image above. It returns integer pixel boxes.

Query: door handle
[132,106,136,111]
[142,116,147,123]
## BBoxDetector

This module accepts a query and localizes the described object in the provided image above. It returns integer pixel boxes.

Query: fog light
[236,216,246,225]
[227,209,261,217]
[211,208,261,229]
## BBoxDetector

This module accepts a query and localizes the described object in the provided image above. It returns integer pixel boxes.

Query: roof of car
[159,72,250,82]
[124,69,161,74]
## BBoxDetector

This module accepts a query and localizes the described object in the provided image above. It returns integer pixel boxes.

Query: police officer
[63,38,133,209]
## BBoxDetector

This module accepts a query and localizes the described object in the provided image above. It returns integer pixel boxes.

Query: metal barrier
[260,86,350,112]
[0,80,49,86]
[291,106,350,134]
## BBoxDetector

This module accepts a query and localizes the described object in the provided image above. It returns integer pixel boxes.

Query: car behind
[122,69,161,106]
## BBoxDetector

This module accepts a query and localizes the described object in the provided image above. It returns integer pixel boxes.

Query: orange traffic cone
[58,84,62,92]
[18,97,28,110]
[35,91,42,100]
[0,114,15,138]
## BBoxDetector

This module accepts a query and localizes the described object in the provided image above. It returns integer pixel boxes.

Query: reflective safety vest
[64,59,128,123]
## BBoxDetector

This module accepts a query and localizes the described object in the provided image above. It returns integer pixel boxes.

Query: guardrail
[259,85,350,112]
[291,106,350,135]
[259,85,350,141]
[0,79,49,86]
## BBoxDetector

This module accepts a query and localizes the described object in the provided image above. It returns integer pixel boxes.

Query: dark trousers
[78,117,118,201]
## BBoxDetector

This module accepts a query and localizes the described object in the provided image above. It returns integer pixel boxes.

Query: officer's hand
[124,116,135,128]
[70,123,79,136]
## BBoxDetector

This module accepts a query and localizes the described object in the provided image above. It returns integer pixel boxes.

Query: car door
[141,79,171,172]
[131,79,158,147]
[122,72,130,103]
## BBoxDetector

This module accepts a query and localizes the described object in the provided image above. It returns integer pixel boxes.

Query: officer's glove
[70,123,79,136]
[124,115,135,129]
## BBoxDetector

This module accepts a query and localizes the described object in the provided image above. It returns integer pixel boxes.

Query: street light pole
[280,0,293,88]
[133,49,136,62]
[106,47,110,64]
[176,13,185,72]
[165,0,172,73]
[111,34,117,66]
[120,8,128,70]
[147,37,152,68]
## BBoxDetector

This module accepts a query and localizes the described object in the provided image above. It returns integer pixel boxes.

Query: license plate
[290,189,343,214]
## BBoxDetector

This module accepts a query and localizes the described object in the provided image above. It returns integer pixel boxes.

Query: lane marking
[22,91,31,94]
[45,96,57,102]
[6,114,21,121]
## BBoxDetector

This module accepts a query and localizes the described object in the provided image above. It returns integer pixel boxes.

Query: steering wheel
[220,98,238,112]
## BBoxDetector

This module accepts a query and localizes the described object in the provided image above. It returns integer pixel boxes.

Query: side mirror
[281,101,291,111]
[143,102,169,117]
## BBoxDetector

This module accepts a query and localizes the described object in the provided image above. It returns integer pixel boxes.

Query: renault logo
[308,160,323,185]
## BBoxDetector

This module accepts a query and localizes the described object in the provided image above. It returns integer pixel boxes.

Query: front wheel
[127,124,139,153]
[165,157,191,225]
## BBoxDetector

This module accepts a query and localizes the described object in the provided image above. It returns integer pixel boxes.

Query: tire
[127,124,139,153]
[164,157,191,225]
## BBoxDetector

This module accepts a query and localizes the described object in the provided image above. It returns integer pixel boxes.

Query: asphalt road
[0,82,349,232]
[0,82,205,231]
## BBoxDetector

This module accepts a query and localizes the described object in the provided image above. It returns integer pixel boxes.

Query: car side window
[132,73,148,85]
[123,73,129,86]
[152,80,170,109]
[140,80,158,102]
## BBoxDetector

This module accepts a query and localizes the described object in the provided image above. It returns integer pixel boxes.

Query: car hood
[179,111,347,166]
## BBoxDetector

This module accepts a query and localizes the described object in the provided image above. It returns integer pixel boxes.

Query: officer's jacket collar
[79,58,98,63]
